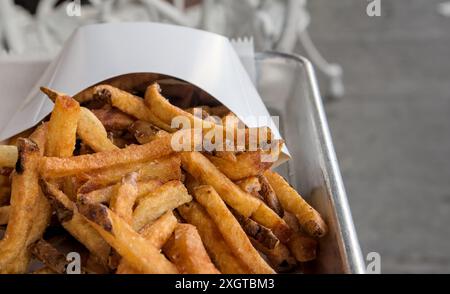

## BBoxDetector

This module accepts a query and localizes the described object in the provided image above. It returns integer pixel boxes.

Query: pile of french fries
[0,77,327,274]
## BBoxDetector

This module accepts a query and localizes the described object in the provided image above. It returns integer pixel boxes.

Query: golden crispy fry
[110,172,138,224]
[177,202,250,274]
[0,139,40,269]
[193,185,275,274]
[31,239,70,274]
[28,123,49,156]
[40,134,175,178]
[78,202,178,274]
[91,105,135,131]
[206,151,273,181]
[259,174,284,217]
[45,93,80,157]
[128,120,168,144]
[0,249,31,274]
[180,152,260,217]
[79,179,162,205]
[78,107,119,152]
[283,212,317,262]
[250,239,297,272]
[214,151,237,162]
[264,171,327,238]
[163,224,220,274]
[232,209,279,250]
[132,181,192,231]
[117,211,178,274]
[0,205,9,225]
[41,180,111,264]
[236,176,262,199]
[250,203,291,244]
[93,85,173,132]
[0,145,18,168]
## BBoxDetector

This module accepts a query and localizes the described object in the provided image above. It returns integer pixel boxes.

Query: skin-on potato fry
[206,151,273,181]
[236,176,262,199]
[41,180,111,264]
[40,134,175,178]
[0,139,40,270]
[163,224,220,274]
[0,145,18,168]
[78,202,179,274]
[181,152,290,242]
[132,181,192,231]
[109,172,138,224]
[177,202,250,274]
[28,123,49,156]
[45,93,80,158]
[128,120,168,144]
[79,179,162,205]
[0,205,9,225]
[31,239,71,274]
[78,107,119,152]
[283,212,317,262]
[259,174,284,217]
[117,211,178,274]
[264,171,328,238]
[231,209,279,250]
[250,238,297,273]
[193,185,275,274]
[91,105,135,131]
[93,85,174,132]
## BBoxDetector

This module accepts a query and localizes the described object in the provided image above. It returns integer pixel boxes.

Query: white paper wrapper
[0,22,289,162]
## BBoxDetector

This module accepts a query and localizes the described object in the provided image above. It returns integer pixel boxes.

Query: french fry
[163,224,220,274]
[0,249,31,274]
[177,202,250,274]
[232,209,279,250]
[117,211,178,274]
[128,120,168,144]
[193,185,275,274]
[283,212,317,262]
[79,179,162,204]
[28,123,48,156]
[250,203,291,244]
[0,139,40,269]
[93,85,174,132]
[41,180,111,264]
[236,176,262,199]
[45,92,80,158]
[132,181,192,231]
[78,202,179,274]
[0,205,9,225]
[0,145,18,168]
[259,175,284,217]
[109,172,138,224]
[91,105,135,131]
[78,107,119,152]
[264,171,328,238]
[32,267,57,274]
[40,134,175,178]
[206,151,273,181]
[214,151,237,162]
[250,239,297,273]
[0,187,10,206]
[31,239,71,274]
[180,152,260,217]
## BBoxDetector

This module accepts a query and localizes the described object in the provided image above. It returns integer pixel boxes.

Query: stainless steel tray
[255,52,365,274]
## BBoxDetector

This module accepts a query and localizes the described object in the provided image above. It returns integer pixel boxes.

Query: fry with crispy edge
[78,202,178,274]
[93,85,173,132]
[31,239,72,274]
[128,120,168,145]
[283,212,317,262]
[250,238,297,272]
[259,174,284,217]
[264,171,328,238]
[78,107,119,152]
[110,172,138,224]
[40,134,175,178]
[163,224,220,274]
[177,202,250,274]
[236,176,262,199]
[41,180,111,264]
[0,139,40,269]
[116,211,178,274]
[193,185,275,274]
[132,180,192,231]
[0,145,18,168]
[181,152,290,242]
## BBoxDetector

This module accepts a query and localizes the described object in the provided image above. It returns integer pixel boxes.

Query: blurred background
[1,0,449,273]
